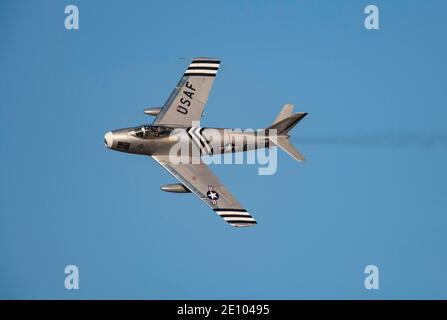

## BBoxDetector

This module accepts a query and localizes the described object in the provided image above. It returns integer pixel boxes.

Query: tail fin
[267,104,307,162]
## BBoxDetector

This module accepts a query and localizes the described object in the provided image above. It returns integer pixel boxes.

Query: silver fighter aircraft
[105,57,307,227]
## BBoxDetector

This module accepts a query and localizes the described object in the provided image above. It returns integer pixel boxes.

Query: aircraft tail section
[268,104,307,135]
[267,104,307,162]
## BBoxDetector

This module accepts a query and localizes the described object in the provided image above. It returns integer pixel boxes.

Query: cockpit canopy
[132,125,174,138]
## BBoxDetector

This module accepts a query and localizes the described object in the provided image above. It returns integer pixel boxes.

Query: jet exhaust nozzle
[144,107,162,116]
[161,183,191,193]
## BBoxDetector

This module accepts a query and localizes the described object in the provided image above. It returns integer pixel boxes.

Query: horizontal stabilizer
[270,136,305,162]
[268,112,307,135]
[273,104,294,125]
[267,105,307,163]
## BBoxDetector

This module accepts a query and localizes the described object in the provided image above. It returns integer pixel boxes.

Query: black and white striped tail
[184,58,220,77]
[214,208,257,227]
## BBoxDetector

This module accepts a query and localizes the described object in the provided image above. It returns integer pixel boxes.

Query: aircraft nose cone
[104,131,113,148]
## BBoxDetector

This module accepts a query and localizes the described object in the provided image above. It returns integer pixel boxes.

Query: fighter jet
[104,57,307,227]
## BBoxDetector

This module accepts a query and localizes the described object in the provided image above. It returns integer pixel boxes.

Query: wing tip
[214,208,257,227]
[192,57,221,63]
[185,58,221,77]
[229,221,258,228]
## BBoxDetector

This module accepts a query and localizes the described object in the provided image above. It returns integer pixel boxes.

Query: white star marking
[208,191,218,200]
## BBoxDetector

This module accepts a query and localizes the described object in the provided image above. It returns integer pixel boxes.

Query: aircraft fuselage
[104,125,273,157]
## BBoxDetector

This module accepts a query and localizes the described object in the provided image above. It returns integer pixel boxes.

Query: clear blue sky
[1,0,446,299]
